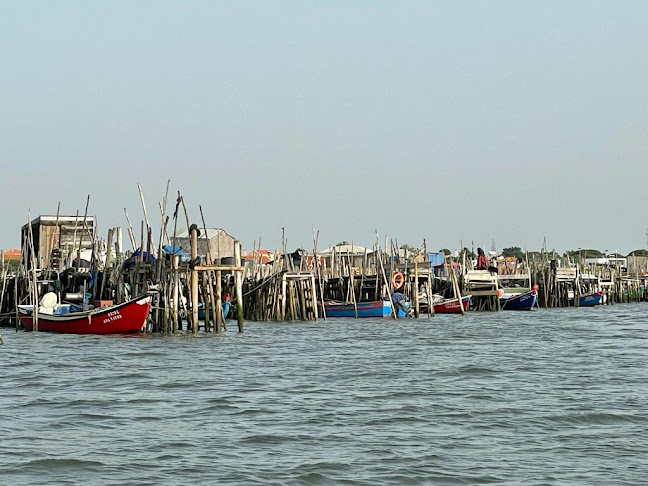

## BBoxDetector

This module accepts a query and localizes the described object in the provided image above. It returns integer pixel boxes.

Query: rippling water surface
[1,304,648,485]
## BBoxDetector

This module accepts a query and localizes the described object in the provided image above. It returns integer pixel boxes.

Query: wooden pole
[190,224,199,333]
[234,241,244,332]
[170,194,181,332]
[447,255,465,316]
[376,238,398,320]
[215,270,223,331]
[26,212,39,332]
[76,195,91,272]
[281,273,287,321]
[312,227,326,320]
[47,201,61,270]
[350,267,358,318]
[427,272,435,317]
[311,274,319,320]
[199,206,217,332]
[100,228,114,300]
[70,210,80,269]
[137,183,156,255]
[123,208,137,250]
[414,260,420,318]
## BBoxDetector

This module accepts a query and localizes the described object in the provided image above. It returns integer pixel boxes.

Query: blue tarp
[163,245,188,257]
[428,252,445,267]
[131,249,157,262]
[123,249,157,269]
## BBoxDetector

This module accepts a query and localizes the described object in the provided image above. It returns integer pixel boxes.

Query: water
[1,304,648,485]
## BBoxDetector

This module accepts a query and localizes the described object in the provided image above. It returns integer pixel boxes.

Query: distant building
[172,227,237,262]
[243,249,278,265]
[583,256,627,268]
[1,249,21,261]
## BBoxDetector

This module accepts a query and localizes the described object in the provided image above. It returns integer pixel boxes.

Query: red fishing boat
[432,295,472,314]
[419,295,472,314]
[18,294,152,334]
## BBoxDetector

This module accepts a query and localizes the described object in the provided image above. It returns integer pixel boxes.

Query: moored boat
[573,290,605,307]
[501,287,538,311]
[18,294,152,334]
[432,295,472,314]
[323,300,406,318]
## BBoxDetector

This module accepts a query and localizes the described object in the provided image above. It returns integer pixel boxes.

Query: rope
[242,269,285,297]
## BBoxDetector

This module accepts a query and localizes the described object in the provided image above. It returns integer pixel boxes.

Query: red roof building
[1,249,21,261]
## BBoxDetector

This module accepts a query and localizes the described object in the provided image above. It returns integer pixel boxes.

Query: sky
[2,1,647,255]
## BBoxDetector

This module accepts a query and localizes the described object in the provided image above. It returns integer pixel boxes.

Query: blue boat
[501,288,538,311]
[197,300,231,320]
[323,300,406,318]
[574,291,604,307]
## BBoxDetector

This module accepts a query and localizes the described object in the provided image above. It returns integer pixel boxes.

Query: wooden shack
[21,215,95,270]
[320,244,376,276]
[173,227,236,263]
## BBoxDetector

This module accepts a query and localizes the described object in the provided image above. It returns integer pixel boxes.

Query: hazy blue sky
[2,1,647,254]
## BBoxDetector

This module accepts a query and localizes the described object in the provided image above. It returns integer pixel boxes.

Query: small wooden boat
[501,287,538,311]
[573,290,605,307]
[431,295,471,314]
[18,294,152,334]
[323,300,406,318]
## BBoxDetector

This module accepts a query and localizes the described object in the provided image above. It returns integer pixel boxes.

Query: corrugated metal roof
[174,227,227,239]
[320,244,373,256]
[22,215,95,228]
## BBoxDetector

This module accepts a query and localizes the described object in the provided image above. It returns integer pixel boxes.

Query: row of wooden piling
[4,205,648,329]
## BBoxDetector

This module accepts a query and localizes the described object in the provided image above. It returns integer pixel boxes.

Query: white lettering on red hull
[102,310,123,324]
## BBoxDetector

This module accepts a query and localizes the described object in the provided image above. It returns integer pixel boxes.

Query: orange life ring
[391,271,404,290]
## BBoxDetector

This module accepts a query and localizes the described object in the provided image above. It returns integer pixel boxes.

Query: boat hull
[18,295,152,334]
[501,289,538,311]
[324,300,405,318]
[433,295,471,314]
[576,291,604,307]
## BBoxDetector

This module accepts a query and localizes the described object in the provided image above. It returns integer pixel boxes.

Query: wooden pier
[3,197,648,331]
